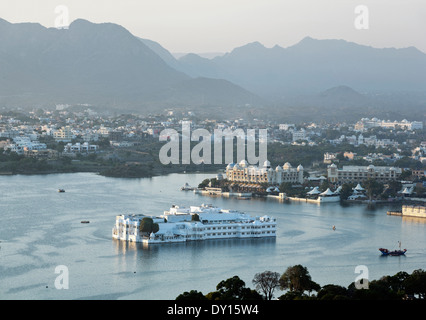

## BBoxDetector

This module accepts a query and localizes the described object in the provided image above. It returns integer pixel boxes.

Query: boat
[180,183,194,191]
[58,189,65,193]
[237,196,251,200]
[379,241,407,256]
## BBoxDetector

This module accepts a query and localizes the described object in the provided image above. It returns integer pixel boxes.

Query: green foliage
[176,266,426,301]
[279,265,320,294]
[364,178,384,200]
[339,183,354,200]
[139,217,159,235]
[176,290,207,300]
[198,178,211,189]
[316,285,350,300]
[386,180,402,197]
[210,276,263,300]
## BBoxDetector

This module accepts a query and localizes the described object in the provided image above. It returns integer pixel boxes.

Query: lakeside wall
[388,205,426,218]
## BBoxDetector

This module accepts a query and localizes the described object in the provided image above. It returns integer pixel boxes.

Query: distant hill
[174,37,426,100]
[0,18,262,111]
[139,36,426,121]
[1,17,425,122]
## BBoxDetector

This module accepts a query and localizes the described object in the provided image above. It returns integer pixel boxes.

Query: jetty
[387,205,426,219]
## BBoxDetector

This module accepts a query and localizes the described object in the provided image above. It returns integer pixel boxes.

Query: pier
[387,205,426,218]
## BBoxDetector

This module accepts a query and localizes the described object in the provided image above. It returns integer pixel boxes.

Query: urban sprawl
[0,105,425,201]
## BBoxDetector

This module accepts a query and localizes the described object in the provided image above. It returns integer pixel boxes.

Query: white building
[226,160,304,185]
[64,142,98,153]
[279,124,295,131]
[324,152,337,164]
[7,136,47,154]
[112,204,276,243]
[292,129,306,142]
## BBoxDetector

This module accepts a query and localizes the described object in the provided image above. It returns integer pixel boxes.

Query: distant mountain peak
[320,85,364,98]
[231,41,266,52]
[300,36,316,42]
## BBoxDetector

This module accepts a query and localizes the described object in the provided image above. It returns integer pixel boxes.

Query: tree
[386,180,402,197]
[139,217,159,235]
[279,265,320,295]
[279,182,294,195]
[176,290,207,300]
[404,269,426,299]
[317,284,349,300]
[339,183,353,200]
[415,184,425,197]
[364,178,384,201]
[198,178,210,189]
[319,179,330,192]
[207,276,262,300]
[252,271,280,300]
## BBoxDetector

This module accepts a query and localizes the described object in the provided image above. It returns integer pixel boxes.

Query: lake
[1,172,425,300]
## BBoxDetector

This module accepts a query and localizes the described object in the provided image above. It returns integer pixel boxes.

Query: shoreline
[0,165,222,179]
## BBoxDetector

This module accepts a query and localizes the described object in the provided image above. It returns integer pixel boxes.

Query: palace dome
[239,160,248,167]
[283,162,292,170]
[263,160,271,168]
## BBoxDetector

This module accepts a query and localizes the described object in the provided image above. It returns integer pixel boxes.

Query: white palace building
[225,160,304,185]
[112,204,276,244]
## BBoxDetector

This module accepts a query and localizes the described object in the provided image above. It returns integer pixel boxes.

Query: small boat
[379,241,407,256]
[58,189,65,193]
[237,196,251,200]
[180,183,194,191]
[81,221,90,224]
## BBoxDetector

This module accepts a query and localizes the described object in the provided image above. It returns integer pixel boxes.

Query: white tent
[354,184,365,191]
[401,187,413,195]
[307,187,321,195]
[320,188,335,196]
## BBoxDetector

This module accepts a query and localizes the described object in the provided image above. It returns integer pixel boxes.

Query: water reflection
[402,216,426,225]
[113,237,276,255]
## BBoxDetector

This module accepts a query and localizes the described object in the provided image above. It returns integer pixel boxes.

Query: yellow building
[226,160,304,185]
[327,163,401,184]
[54,126,73,142]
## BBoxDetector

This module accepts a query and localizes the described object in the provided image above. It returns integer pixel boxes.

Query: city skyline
[1,0,425,54]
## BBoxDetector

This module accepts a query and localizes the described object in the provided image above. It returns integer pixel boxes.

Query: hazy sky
[1,0,425,53]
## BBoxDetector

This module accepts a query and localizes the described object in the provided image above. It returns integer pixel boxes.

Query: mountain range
[0,18,261,112]
[1,17,425,121]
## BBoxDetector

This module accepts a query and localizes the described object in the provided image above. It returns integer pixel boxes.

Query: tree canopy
[206,276,262,300]
[252,271,280,300]
[175,267,426,300]
[139,217,159,235]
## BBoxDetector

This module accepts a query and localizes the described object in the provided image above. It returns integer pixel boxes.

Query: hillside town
[0,106,425,200]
